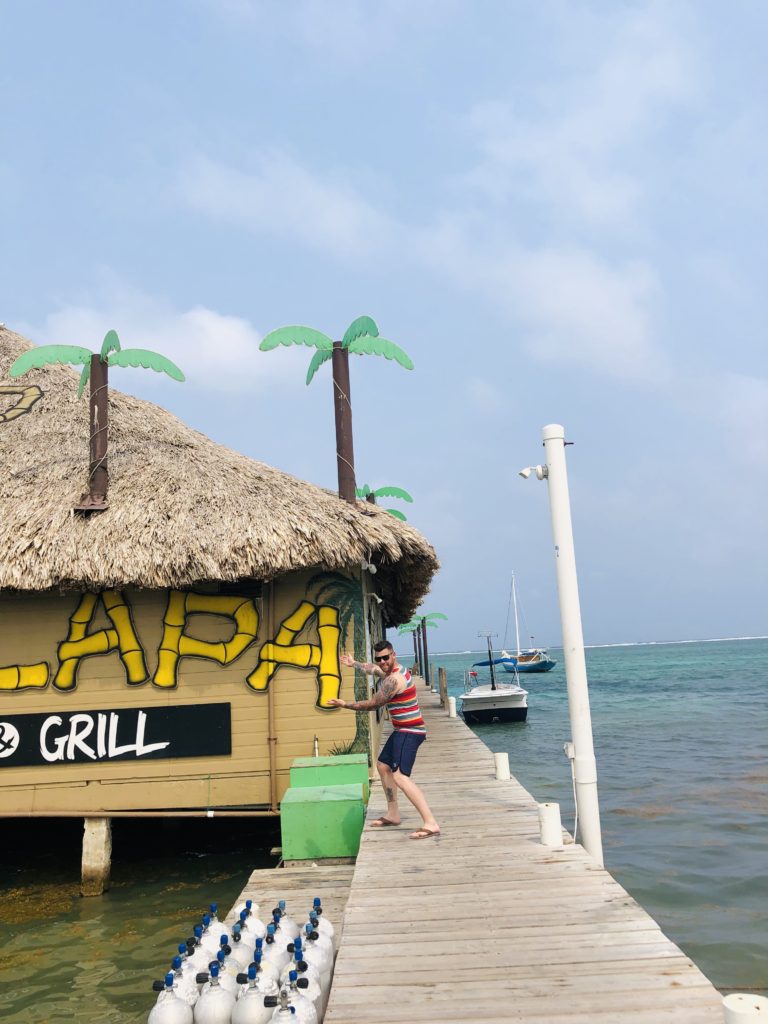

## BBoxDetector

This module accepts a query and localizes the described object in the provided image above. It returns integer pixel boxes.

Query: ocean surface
[0,639,765,1020]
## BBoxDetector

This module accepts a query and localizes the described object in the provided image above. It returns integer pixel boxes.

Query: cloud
[461,5,697,230]
[22,279,306,393]
[178,153,392,260]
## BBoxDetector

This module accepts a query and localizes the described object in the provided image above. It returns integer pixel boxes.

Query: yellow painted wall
[0,570,366,815]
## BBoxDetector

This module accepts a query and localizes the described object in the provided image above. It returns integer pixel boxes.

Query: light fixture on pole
[519,423,604,867]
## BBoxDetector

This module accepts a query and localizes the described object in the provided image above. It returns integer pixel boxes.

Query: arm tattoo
[345,676,399,712]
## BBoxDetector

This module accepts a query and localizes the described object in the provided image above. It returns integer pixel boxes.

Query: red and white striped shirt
[386,668,426,735]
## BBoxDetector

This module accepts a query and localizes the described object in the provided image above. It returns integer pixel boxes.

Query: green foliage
[385,508,407,521]
[306,348,333,385]
[327,738,359,757]
[100,329,121,359]
[108,349,185,381]
[347,335,414,370]
[342,316,379,347]
[260,325,333,351]
[9,345,92,378]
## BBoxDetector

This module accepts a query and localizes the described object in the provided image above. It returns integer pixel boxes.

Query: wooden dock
[322,687,724,1024]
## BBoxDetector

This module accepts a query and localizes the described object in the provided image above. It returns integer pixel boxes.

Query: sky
[2,1,766,650]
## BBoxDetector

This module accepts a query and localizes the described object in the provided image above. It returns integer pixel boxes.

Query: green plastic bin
[290,754,370,802]
[280,783,365,861]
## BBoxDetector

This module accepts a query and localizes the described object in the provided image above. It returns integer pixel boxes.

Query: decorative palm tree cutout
[398,611,448,684]
[10,330,184,511]
[356,484,413,521]
[260,316,413,503]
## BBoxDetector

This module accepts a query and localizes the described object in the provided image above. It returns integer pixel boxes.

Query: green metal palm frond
[108,349,185,381]
[355,484,372,499]
[99,329,121,360]
[422,612,448,622]
[77,363,91,398]
[347,335,414,370]
[9,345,93,379]
[341,316,379,348]
[260,325,334,352]
[373,486,413,502]
[385,508,407,521]
[306,348,333,385]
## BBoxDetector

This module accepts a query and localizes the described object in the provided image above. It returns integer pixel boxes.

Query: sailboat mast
[513,572,521,656]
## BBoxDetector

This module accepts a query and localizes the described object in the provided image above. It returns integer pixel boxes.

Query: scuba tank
[231,964,277,1024]
[282,970,318,1024]
[148,972,194,1024]
[305,915,333,963]
[309,898,335,946]
[268,990,297,1023]
[251,940,281,985]
[229,923,255,971]
[206,903,231,943]
[262,922,290,971]
[160,955,198,1008]
[278,947,322,1020]
[211,948,240,995]
[299,925,332,991]
[234,897,260,922]
[273,900,300,942]
[239,907,267,947]
[193,964,236,1024]
[236,953,279,1000]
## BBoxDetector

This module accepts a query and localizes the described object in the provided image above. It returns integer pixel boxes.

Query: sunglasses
[374,654,392,663]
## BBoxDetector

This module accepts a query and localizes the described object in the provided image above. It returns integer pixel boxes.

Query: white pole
[538,802,563,848]
[723,994,768,1022]
[541,423,604,866]
[494,752,510,780]
[448,696,457,718]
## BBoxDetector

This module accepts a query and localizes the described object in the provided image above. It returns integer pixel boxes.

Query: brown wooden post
[332,341,356,503]
[412,630,418,668]
[421,617,431,687]
[75,353,109,512]
[439,666,448,707]
[415,623,424,679]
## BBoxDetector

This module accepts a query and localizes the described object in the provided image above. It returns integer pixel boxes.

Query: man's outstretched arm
[327,676,399,712]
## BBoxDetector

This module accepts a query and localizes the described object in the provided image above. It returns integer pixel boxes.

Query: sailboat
[459,632,528,724]
[500,573,556,674]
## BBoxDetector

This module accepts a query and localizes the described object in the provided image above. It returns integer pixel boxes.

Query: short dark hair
[373,640,393,654]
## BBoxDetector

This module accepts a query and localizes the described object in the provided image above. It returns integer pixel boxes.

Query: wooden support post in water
[438,666,447,707]
[81,817,112,896]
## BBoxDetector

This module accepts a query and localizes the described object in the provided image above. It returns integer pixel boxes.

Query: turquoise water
[0,640,765,1019]
[440,638,768,994]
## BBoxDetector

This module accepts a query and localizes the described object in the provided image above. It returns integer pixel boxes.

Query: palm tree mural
[356,483,414,522]
[260,316,413,504]
[10,330,184,510]
[309,570,372,756]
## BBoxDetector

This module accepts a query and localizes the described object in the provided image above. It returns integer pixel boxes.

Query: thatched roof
[0,327,438,623]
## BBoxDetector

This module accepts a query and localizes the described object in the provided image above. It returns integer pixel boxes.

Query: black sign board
[0,702,231,769]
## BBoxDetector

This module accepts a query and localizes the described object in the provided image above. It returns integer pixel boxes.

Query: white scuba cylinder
[270,990,298,1023]
[163,956,198,1007]
[198,915,222,957]
[229,924,255,971]
[148,973,194,1024]
[238,907,267,947]
[206,904,231,943]
[232,965,277,1024]
[193,965,236,1024]
[233,897,261,922]
[261,923,291,971]
[211,949,240,996]
[235,957,279,1001]
[274,900,301,942]
[278,949,323,1020]
[283,971,319,1024]
[310,898,335,946]
[299,925,332,991]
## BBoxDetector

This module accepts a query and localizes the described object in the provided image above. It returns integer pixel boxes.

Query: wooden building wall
[0,569,378,815]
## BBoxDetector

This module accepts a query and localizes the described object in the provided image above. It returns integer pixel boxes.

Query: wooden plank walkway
[324,687,724,1024]
[224,862,354,949]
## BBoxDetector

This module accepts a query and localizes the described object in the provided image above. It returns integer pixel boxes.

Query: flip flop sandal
[370,817,400,827]
[410,828,441,839]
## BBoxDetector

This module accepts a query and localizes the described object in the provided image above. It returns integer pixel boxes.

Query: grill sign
[0,703,231,768]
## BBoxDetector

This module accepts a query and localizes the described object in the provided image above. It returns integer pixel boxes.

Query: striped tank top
[387,669,426,735]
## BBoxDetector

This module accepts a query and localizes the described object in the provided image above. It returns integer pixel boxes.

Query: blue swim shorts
[377,730,426,777]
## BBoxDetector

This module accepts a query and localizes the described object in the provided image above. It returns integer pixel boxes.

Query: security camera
[519,466,533,479]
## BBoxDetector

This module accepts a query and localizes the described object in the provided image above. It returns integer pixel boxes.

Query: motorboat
[458,632,528,724]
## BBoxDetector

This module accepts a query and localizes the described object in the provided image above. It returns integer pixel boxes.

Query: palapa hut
[0,326,438,876]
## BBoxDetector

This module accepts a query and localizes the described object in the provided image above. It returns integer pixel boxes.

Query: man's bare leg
[392,769,440,835]
[374,760,401,824]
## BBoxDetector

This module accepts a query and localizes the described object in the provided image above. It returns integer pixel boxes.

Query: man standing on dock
[328,640,441,839]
